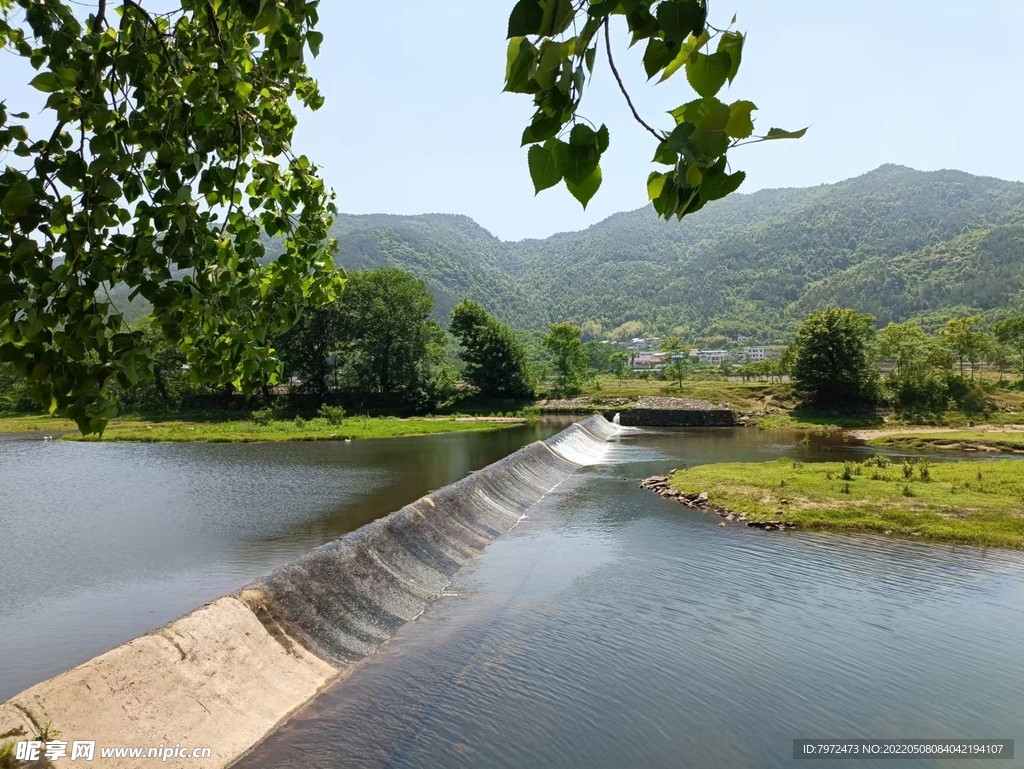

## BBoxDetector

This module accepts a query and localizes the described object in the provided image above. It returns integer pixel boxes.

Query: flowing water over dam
[238,425,1024,769]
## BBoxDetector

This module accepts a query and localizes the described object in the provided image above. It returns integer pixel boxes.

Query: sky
[3,0,1024,240]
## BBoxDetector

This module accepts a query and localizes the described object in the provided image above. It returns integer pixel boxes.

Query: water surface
[239,427,1024,769]
[0,420,572,699]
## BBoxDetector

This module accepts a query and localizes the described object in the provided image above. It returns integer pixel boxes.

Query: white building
[692,349,731,365]
[745,346,767,361]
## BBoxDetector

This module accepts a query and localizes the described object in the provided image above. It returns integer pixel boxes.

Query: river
[237,426,1024,769]
[3,424,1023,769]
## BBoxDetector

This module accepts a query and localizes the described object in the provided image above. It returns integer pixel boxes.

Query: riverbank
[541,377,1024,431]
[857,426,1024,453]
[655,457,1024,548]
[0,414,524,442]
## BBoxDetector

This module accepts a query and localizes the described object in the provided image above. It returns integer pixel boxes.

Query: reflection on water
[0,419,573,700]
[240,428,1024,769]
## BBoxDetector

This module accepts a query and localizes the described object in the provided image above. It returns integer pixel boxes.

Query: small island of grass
[664,457,1024,549]
[857,427,1024,454]
[0,413,525,443]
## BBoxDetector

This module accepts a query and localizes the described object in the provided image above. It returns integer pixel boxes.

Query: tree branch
[93,0,107,33]
[603,18,664,142]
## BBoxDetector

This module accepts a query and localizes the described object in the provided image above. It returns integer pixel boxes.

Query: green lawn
[867,430,1024,453]
[0,414,522,442]
[668,457,1024,548]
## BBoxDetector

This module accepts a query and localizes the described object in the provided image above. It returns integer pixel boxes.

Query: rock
[779,499,789,505]
[698,492,709,502]
[718,521,726,527]
[725,514,735,521]
[884,530,893,535]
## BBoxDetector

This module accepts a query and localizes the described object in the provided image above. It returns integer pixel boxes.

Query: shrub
[919,462,931,482]
[250,408,274,425]
[902,484,914,497]
[318,404,347,425]
[903,461,915,480]
[841,463,855,481]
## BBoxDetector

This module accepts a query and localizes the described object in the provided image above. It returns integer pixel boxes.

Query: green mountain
[330,165,1024,339]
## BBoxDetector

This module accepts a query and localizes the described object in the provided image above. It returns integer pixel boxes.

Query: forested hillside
[328,165,1024,340]
[327,214,547,328]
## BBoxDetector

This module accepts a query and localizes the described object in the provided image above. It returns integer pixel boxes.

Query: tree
[0,0,340,433]
[995,315,1024,382]
[941,316,990,380]
[277,303,344,400]
[543,322,588,395]
[660,335,688,388]
[335,269,436,405]
[505,0,805,215]
[791,308,878,409]
[876,321,930,384]
[450,300,534,399]
[611,350,630,387]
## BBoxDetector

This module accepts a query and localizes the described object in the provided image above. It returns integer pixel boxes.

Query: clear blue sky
[299,0,1024,240]
[3,1,1023,240]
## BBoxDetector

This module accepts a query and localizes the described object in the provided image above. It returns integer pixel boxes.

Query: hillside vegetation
[325,165,1024,338]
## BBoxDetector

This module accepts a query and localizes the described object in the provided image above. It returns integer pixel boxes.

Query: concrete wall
[0,416,615,768]
[610,409,736,427]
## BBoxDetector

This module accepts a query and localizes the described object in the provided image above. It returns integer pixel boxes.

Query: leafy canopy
[0,0,341,433]
[791,307,878,409]
[542,321,588,395]
[450,299,534,400]
[504,0,805,217]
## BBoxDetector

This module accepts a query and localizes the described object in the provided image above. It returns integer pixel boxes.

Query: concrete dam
[0,416,622,768]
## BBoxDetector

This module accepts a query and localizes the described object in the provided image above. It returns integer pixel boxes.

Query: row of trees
[791,308,1024,411]
[90,268,537,414]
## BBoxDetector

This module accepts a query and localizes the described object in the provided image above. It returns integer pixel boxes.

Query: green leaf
[665,122,697,160]
[554,139,600,184]
[504,37,538,93]
[700,169,746,201]
[528,144,563,193]
[307,31,323,56]
[95,177,122,201]
[652,141,677,165]
[647,171,668,200]
[685,51,731,98]
[717,31,744,83]
[658,31,708,83]
[626,6,660,43]
[1,180,35,218]
[684,163,703,187]
[686,98,731,158]
[28,72,60,93]
[521,112,564,145]
[565,165,601,208]
[656,0,707,44]
[764,127,808,140]
[507,0,543,37]
[535,41,564,89]
[236,81,254,100]
[538,0,574,36]
[643,39,674,79]
[726,100,756,139]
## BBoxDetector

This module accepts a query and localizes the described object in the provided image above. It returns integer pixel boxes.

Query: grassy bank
[863,428,1024,453]
[0,414,523,442]
[667,457,1024,548]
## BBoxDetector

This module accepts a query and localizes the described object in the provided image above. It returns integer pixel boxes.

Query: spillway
[0,416,619,768]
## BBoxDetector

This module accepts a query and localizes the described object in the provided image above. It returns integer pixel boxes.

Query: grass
[668,456,1024,548]
[0,413,523,442]
[867,429,1024,453]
